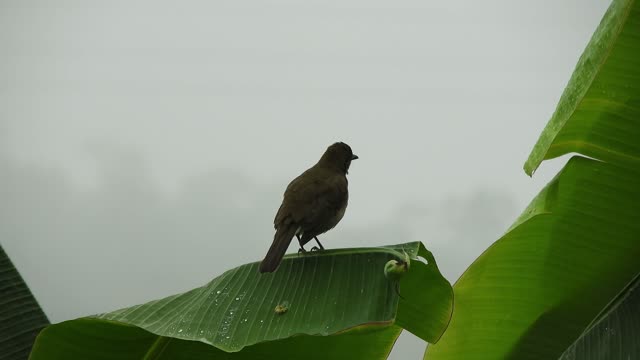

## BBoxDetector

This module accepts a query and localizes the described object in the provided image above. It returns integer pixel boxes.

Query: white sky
[1,0,610,358]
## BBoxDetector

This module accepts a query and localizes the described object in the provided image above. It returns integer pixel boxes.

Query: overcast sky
[1,0,610,358]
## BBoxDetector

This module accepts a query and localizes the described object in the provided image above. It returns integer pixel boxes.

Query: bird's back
[274,165,349,238]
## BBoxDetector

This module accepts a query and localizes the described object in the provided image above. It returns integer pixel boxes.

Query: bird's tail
[259,224,298,273]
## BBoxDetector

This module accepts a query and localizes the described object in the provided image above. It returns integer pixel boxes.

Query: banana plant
[427,0,640,358]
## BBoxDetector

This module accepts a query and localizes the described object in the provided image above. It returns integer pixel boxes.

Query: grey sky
[1,0,609,358]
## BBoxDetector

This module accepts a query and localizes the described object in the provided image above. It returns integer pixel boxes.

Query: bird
[259,142,358,273]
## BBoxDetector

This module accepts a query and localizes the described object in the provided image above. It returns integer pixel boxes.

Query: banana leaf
[425,157,640,359]
[428,0,640,358]
[524,0,640,175]
[30,242,452,359]
[558,271,640,359]
[0,245,49,360]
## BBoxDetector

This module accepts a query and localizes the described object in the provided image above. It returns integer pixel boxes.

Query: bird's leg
[296,235,308,254]
[311,236,325,252]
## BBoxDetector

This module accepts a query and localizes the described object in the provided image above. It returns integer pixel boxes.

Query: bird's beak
[351,154,359,160]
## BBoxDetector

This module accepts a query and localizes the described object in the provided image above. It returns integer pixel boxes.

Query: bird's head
[319,142,358,174]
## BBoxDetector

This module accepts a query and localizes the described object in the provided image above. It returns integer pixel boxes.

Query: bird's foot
[298,247,308,255]
[310,246,322,252]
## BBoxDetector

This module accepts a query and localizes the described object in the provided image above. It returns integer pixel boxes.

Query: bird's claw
[298,247,307,255]
[311,246,321,252]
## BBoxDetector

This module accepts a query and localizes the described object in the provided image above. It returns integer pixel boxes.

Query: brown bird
[259,142,358,273]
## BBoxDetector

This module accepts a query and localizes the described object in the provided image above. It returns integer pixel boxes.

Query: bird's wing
[274,168,347,228]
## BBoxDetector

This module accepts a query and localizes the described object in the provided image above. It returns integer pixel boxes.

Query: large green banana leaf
[425,157,640,359]
[30,242,452,359]
[524,0,640,175]
[0,245,49,360]
[558,271,640,359]
[427,0,640,358]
